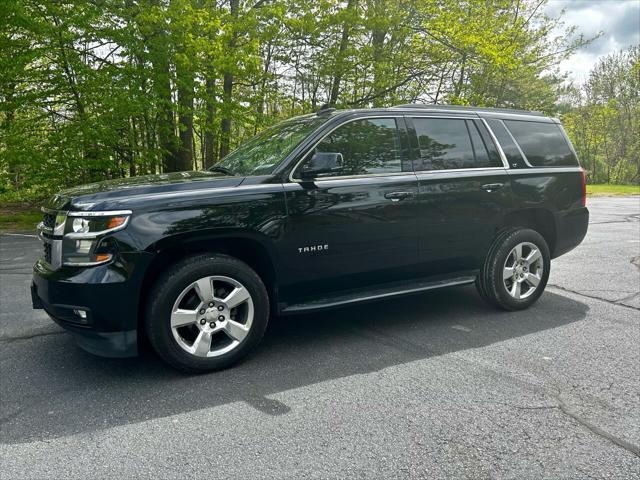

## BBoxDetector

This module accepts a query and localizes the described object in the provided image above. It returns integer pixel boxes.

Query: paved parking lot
[1,196,639,479]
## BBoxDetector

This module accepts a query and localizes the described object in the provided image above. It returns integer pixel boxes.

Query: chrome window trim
[479,118,510,169]
[289,115,407,183]
[300,173,419,186]
[414,166,506,175]
[295,171,416,183]
[305,171,417,183]
[506,166,583,175]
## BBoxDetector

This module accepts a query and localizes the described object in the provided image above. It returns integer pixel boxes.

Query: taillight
[580,169,586,207]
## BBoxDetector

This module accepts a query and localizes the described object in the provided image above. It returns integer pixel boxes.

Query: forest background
[1,0,638,211]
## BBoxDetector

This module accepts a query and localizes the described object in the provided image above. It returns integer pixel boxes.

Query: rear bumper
[31,252,152,358]
[553,206,589,258]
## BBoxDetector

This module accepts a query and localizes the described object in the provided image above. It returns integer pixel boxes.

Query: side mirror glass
[299,152,343,180]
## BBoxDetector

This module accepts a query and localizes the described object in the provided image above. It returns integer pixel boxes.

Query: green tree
[1,0,622,204]
[563,46,639,184]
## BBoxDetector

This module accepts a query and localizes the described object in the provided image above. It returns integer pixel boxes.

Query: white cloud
[545,0,639,82]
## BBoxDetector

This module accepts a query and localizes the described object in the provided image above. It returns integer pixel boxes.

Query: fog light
[73,309,87,320]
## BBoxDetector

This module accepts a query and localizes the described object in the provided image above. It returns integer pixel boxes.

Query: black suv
[32,105,589,372]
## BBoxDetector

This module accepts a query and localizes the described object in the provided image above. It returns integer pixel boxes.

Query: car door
[406,115,513,277]
[279,116,421,301]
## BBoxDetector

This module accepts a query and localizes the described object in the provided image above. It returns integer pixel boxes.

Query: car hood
[46,171,246,211]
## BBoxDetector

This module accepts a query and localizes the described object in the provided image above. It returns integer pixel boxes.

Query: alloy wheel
[170,275,254,357]
[502,242,544,300]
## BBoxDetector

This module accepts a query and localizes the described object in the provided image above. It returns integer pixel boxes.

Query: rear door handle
[384,191,413,202]
[481,183,504,193]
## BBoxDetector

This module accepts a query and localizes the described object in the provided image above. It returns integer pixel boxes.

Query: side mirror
[299,152,343,180]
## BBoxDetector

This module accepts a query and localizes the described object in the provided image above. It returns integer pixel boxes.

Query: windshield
[212,115,328,176]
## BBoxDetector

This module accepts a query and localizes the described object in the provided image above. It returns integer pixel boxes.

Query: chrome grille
[40,210,56,262]
[38,208,65,270]
[42,211,56,230]
[44,241,52,264]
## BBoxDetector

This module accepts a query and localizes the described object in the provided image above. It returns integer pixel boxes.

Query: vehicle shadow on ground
[0,286,588,444]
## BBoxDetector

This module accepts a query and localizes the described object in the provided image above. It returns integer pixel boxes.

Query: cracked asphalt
[1,196,639,479]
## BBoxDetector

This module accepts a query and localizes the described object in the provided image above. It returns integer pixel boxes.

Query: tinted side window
[473,119,503,167]
[412,118,474,170]
[307,118,404,177]
[486,119,526,168]
[504,120,578,167]
[468,120,502,168]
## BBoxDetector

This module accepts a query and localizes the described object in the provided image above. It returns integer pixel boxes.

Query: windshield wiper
[208,165,235,176]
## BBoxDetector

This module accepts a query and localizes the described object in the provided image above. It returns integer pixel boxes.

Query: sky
[544,0,640,83]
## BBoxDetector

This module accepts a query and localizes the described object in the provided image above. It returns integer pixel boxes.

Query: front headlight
[62,210,132,266]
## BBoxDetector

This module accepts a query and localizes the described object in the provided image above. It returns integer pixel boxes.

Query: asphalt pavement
[1,196,639,479]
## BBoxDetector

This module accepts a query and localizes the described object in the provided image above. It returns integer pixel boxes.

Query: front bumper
[31,253,152,358]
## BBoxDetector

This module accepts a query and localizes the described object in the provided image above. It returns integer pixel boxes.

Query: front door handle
[384,191,413,202]
[481,183,504,193]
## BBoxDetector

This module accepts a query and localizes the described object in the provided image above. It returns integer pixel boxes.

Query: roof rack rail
[391,104,544,116]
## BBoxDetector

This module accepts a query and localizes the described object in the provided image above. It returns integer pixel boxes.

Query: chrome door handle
[481,183,504,193]
[384,191,413,202]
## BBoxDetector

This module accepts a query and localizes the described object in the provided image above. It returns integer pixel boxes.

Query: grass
[0,204,41,233]
[586,184,640,196]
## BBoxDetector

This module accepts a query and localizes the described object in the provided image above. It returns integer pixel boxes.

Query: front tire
[145,254,269,373]
[476,228,550,311]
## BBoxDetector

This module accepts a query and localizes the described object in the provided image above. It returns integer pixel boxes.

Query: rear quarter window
[486,119,527,168]
[503,120,578,167]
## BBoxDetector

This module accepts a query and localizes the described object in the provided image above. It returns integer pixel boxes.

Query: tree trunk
[129,117,138,177]
[149,1,179,172]
[255,41,273,134]
[454,53,467,98]
[204,77,217,168]
[219,0,239,160]
[329,0,357,106]
[219,71,234,160]
[370,20,387,107]
[176,63,194,171]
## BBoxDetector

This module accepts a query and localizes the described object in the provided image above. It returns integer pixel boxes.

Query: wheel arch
[498,208,557,256]
[137,232,280,339]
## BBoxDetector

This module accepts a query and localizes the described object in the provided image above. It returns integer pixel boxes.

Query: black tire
[475,227,518,307]
[145,254,269,373]
[476,228,550,311]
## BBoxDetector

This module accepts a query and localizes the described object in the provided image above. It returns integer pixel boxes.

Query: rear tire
[476,228,550,311]
[145,254,269,373]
